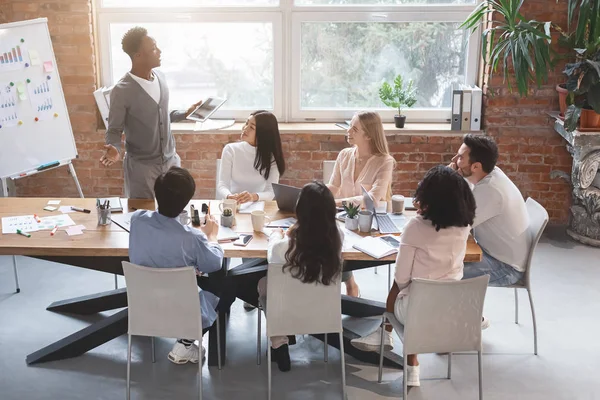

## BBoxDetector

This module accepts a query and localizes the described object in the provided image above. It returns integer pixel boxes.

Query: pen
[71,207,91,213]
[33,214,41,223]
[16,229,31,238]
[50,225,58,236]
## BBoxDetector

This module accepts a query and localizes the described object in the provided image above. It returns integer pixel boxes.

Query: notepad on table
[352,236,399,259]
[238,201,265,214]
[217,227,239,242]
[98,197,123,212]
[266,217,297,228]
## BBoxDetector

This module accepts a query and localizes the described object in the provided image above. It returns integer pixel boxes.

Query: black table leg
[26,309,128,365]
[47,288,128,315]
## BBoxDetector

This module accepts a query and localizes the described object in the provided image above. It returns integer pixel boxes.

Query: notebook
[217,227,239,242]
[238,201,265,214]
[98,197,123,212]
[352,236,399,259]
[266,217,297,228]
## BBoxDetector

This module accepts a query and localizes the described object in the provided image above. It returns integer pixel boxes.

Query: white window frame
[95,1,480,123]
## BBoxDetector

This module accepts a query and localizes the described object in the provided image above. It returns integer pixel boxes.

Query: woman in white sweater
[217,111,286,203]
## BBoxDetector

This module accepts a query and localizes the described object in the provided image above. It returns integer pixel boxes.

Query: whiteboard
[0,18,78,178]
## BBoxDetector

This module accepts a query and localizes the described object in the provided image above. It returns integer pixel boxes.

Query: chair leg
[127,334,132,400]
[257,308,262,365]
[217,313,222,370]
[527,288,539,355]
[198,348,203,400]
[267,345,272,400]
[151,337,155,363]
[477,350,483,400]
[514,288,519,324]
[447,353,452,379]
[378,315,385,383]
[403,352,408,400]
[12,255,20,294]
[339,332,347,400]
[115,274,118,290]
[324,333,328,362]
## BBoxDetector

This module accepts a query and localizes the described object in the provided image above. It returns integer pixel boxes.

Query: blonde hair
[355,111,394,201]
[355,111,390,156]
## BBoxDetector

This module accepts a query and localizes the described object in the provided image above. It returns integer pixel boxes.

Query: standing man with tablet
[100,26,203,198]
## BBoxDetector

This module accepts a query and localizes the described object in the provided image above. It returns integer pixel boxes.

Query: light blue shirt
[129,210,224,329]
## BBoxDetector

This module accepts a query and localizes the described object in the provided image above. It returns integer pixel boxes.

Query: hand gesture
[185,100,203,116]
[201,215,219,242]
[100,144,120,166]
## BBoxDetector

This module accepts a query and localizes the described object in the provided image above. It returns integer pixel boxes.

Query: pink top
[395,215,471,297]
[328,146,394,206]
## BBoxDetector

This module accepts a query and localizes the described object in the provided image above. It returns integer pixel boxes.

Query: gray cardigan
[105,70,187,164]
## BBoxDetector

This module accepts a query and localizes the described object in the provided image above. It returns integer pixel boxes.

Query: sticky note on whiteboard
[29,50,41,66]
[43,61,54,73]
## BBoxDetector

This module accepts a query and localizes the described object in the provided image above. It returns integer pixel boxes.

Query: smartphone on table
[233,234,253,247]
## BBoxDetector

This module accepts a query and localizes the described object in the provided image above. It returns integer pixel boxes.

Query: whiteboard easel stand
[0,159,84,199]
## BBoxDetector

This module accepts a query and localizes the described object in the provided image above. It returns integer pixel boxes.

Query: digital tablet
[186,97,227,122]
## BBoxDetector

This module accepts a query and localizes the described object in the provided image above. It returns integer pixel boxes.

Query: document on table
[238,201,265,214]
[1,214,75,234]
[266,217,297,228]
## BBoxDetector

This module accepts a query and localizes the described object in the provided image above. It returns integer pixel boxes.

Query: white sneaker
[481,317,491,330]
[350,327,393,352]
[168,342,205,364]
[406,365,421,387]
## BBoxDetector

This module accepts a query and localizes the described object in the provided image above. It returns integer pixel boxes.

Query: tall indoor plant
[379,74,417,128]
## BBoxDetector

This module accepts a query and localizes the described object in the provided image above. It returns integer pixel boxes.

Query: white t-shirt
[471,167,530,271]
[217,141,280,201]
[128,71,160,104]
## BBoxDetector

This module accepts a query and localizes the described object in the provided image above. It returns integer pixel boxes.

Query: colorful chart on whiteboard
[27,77,54,119]
[0,83,19,127]
[0,38,29,72]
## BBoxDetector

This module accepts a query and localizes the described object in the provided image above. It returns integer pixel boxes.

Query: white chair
[507,197,549,355]
[122,261,221,400]
[263,262,346,400]
[323,160,336,184]
[378,275,489,400]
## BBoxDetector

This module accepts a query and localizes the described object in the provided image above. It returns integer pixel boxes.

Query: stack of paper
[217,227,239,242]
[238,201,265,214]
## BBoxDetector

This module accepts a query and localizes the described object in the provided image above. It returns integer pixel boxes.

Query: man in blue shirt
[129,167,222,364]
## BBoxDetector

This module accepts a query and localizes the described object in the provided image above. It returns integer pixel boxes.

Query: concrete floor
[1,226,599,400]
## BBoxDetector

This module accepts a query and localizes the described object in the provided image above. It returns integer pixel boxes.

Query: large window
[96,1,480,122]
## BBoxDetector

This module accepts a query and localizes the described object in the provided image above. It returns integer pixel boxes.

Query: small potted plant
[343,201,360,231]
[221,207,234,228]
[564,47,600,132]
[379,74,417,128]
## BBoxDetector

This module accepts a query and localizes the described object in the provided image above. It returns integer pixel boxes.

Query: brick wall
[3,0,573,223]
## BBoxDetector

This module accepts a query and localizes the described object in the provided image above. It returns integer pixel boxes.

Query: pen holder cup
[97,207,112,226]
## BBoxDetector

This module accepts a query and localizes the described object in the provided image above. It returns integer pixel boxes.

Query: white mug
[219,199,237,216]
[358,210,374,233]
[178,210,191,225]
[392,195,405,214]
[251,210,272,232]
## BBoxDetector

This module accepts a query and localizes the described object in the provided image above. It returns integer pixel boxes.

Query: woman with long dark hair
[257,181,343,372]
[217,110,286,203]
[351,165,476,387]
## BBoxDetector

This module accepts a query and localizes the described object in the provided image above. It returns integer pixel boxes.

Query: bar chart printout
[27,78,54,119]
[0,84,19,128]
[0,39,28,72]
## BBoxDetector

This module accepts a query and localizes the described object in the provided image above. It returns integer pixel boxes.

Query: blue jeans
[463,250,524,287]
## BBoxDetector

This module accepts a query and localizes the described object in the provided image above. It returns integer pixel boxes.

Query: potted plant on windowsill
[564,48,600,131]
[379,74,417,128]
[342,201,360,231]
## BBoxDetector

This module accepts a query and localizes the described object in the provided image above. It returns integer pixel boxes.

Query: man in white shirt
[450,135,531,287]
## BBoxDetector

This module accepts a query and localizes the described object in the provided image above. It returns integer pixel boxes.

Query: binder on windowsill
[451,89,463,131]
[461,86,472,131]
[470,85,483,131]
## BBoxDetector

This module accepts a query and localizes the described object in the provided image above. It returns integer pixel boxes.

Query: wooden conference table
[0,198,481,368]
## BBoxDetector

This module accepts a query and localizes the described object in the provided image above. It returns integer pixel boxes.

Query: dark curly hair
[283,181,342,285]
[414,165,476,231]
[122,27,148,58]
[463,134,499,173]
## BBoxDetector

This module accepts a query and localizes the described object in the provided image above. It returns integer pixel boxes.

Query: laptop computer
[361,186,402,234]
[272,183,302,212]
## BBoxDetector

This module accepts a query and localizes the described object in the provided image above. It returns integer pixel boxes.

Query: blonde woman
[327,111,395,297]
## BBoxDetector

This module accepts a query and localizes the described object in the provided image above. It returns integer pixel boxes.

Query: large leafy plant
[461,0,553,97]
[379,74,417,116]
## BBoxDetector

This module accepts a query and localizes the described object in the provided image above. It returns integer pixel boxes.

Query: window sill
[171,121,483,135]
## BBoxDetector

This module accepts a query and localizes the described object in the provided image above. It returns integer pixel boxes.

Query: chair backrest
[266,262,342,337]
[523,197,549,285]
[403,275,489,355]
[215,158,222,199]
[122,261,203,340]
[323,160,336,184]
